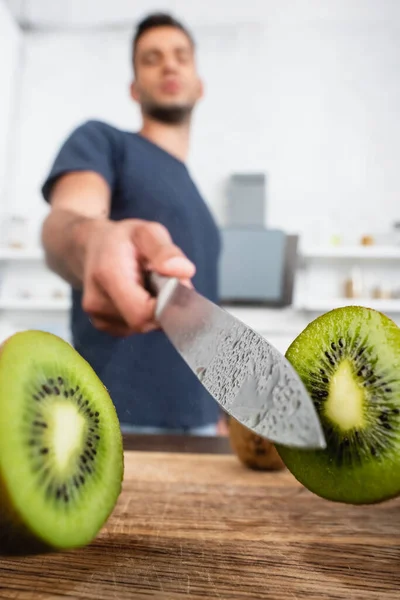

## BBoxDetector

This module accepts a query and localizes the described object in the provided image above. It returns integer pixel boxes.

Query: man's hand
[41,172,195,337]
[217,414,229,436]
[82,219,195,336]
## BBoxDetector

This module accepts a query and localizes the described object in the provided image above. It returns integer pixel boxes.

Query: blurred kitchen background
[1,0,400,353]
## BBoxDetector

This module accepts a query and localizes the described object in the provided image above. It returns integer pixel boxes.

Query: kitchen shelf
[0,248,45,261]
[225,306,306,336]
[300,246,400,260]
[296,298,400,313]
[0,298,71,311]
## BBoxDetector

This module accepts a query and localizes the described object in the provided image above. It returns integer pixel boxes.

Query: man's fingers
[132,221,196,278]
[87,241,158,331]
[83,263,158,333]
[180,278,194,289]
[82,284,124,321]
[110,275,157,331]
[89,316,133,337]
[89,314,159,335]
[83,220,195,336]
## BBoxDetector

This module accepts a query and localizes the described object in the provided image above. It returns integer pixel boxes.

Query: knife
[147,273,326,449]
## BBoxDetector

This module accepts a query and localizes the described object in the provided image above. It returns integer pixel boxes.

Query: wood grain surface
[1,449,400,599]
[122,433,233,454]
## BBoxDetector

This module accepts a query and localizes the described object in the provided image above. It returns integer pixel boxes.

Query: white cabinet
[0,247,71,344]
[295,246,400,326]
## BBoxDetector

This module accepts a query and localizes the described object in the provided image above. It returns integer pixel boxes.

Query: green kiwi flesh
[276,306,400,505]
[0,330,124,554]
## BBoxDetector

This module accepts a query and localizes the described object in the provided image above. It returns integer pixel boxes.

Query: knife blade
[148,273,326,449]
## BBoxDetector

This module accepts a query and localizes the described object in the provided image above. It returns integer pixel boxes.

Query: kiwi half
[276,306,400,505]
[0,330,124,554]
[228,416,285,471]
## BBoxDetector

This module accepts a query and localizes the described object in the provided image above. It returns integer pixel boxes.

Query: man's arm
[41,171,111,288]
[41,170,196,336]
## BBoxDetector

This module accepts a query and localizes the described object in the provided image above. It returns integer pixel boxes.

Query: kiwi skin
[275,306,400,505]
[228,416,285,471]
[0,331,124,555]
[0,336,53,556]
[0,475,52,556]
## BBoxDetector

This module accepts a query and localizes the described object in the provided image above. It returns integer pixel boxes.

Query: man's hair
[132,13,195,68]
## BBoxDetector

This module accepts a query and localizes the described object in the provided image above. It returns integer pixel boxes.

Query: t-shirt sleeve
[41,120,118,203]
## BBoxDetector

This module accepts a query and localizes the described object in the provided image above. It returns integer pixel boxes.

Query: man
[41,13,227,435]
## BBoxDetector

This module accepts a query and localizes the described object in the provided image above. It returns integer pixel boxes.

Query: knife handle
[144,271,171,297]
[144,271,180,321]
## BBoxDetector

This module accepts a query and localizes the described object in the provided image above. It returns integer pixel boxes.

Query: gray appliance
[227,173,266,226]
[218,228,298,307]
[218,171,298,306]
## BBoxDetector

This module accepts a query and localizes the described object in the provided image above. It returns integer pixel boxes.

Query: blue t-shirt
[41,119,221,429]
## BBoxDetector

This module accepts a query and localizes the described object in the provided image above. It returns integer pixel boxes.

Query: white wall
[2,0,400,344]
[264,17,400,244]
[6,23,269,240]
[6,1,400,248]
[6,0,400,29]
[0,0,21,211]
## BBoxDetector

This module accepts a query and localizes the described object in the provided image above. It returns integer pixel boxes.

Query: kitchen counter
[0,434,399,599]
[122,432,233,454]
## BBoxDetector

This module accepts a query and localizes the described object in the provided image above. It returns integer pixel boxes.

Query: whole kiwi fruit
[228,415,285,471]
[276,306,400,505]
[0,330,124,555]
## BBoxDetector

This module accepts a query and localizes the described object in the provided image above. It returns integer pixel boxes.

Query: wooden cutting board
[1,450,399,600]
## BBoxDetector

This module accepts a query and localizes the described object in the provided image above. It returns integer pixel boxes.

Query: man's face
[131,26,203,121]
